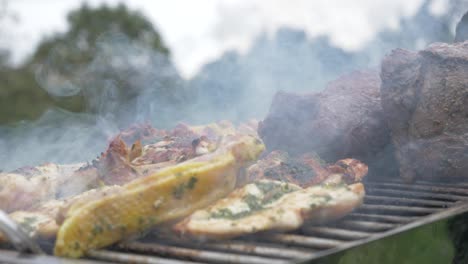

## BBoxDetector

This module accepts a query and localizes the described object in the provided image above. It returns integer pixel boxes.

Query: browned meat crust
[381,43,468,181]
[246,150,367,187]
[258,70,394,177]
[0,121,246,213]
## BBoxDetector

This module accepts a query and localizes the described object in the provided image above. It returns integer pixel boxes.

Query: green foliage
[30,3,168,66]
[0,3,174,125]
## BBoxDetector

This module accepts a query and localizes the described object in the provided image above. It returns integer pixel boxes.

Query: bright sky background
[0,0,450,78]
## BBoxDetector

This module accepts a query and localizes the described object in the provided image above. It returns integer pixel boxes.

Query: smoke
[36,32,185,126]
[186,0,458,124]
[0,108,118,171]
[0,32,186,171]
[0,0,463,171]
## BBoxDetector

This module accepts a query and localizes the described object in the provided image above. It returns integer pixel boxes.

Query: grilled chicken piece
[246,151,367,188]
[96,136,139,185]
[3,200,65,242]
[0,186,124,243]
[327,158,368,184]
[0,121,261,252]
[0,172,57,213]
[0,163,96,213]
[245,151,326,187]
[174,155,368,240]
[96,121,243,185]
[0,121,249,214]
[174,180,365,240]
[54,135,265,258]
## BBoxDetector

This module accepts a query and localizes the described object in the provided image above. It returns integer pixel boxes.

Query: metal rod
[366,188,468,202]
[0,210,44,255]
[371,179,468,189]
[204,241,312,259]
[88,250,201,264]
[364,195,453,207]
[366,182,468,196]
[140,235,313,260]
[0,249,106,264]
[336,220,395,232]
[357,204,442,215]
[119,242,287,264]
[347,213,418,224]
[258,234,343,249]
[301,226,371,240]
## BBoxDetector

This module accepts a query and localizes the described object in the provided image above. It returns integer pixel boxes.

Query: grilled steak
[258,70,394,176]
[381,42,468,181]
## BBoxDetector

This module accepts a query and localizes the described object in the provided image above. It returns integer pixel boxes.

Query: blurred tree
[0,0,53,123]
[30,3,169,67]
[0,0,12,66]
[0,3,182,126]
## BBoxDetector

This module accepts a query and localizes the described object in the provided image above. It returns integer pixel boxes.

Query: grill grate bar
[301,226,372,240]
[2,179,468,264]
[153,237,314,260]
[335,220,395,232]
[364,195,453,207]
[366,188,468,202]
[88,250,202,264]
[257,234,343,249]
[202,241,313,259]
[0,249,110,264]
[375,178,468,189]
[357,204,442,215]
[118,241,287,264]
[366,182,468,196]
[347,213,419,224]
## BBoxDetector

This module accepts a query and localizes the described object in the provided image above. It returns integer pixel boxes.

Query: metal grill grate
[3,178,468,264]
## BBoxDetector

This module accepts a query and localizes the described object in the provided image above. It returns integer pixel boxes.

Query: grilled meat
[5,200,64,242]
[174,155,367,240]
[174,180,365,240]
[0,186,123,242]
[54,134,265,258]
[258,70,395,177]
[1,117,367,259]
[246,150,367,187]
[381,43,468,181]
[95,121,240,185]
[0,163,94,213]
[0,121,257,246]
[0,121,246,213]
[327,158,368,184]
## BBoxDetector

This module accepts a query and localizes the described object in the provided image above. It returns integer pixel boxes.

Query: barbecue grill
[2,177,468,264]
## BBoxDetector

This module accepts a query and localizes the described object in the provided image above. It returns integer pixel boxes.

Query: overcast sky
[1,0,449,78]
